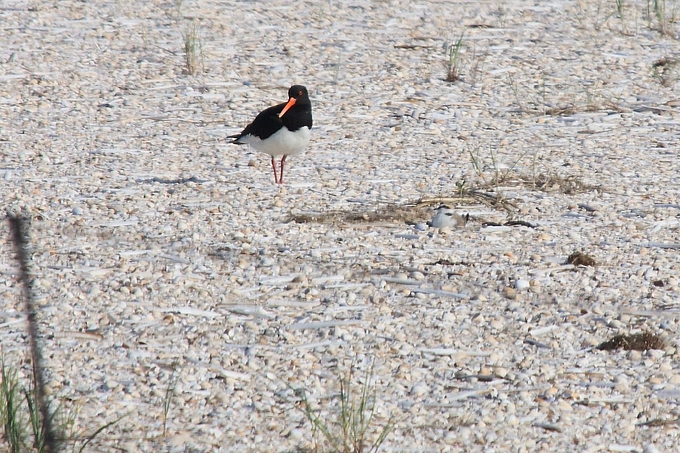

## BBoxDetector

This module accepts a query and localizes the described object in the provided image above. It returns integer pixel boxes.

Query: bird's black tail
[227,134,243,144]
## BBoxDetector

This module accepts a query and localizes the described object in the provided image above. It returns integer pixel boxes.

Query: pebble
[608,319,624,329]
[648,376,664,385]
[503,287,517,299]
[288,428,304,441]
[627,350,642,361]
[410,382,429,397]
[490,319,504,330]
[514,279,530,290]
[643,445,661,453]
[614,375,630,393]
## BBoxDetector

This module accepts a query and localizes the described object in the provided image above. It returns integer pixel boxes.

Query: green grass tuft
[0,358,26,453]
[182,20,204,76]
[162,362,181,438]
[0,356,123,452]
[293,360,395,453]
[445,33,465,82]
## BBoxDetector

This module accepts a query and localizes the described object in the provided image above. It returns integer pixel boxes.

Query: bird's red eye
[298,90,303,96]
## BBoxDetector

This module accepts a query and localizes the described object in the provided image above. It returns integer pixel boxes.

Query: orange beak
[278,97,297,118]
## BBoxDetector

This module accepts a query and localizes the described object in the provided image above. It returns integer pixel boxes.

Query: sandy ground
[1,0,680,451]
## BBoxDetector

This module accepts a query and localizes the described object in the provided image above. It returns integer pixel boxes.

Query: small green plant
[506,73,549,114]
[4,216,122,452]
[0,357,69,453]
[25,378,73,452]
[334,56,343,84]
[616,0,625,18]
[0,359,25,453]
[614,0,637,35]
[444,33,465,82]
[651,0,668,33]
[182,20,204,76]
[506,74,524,111]
[648,0,678,35]
[173,0,184,21]
[468,42,490,86]
[0,356,123,453]
[455,179,468,197]
[467,143,534,189]
[575,0,615,30]
[467,144,484,178]
[162,362,181,437]
[293,360,394,453]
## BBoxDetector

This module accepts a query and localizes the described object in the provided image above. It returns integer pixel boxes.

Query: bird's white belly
[241,127,311,157]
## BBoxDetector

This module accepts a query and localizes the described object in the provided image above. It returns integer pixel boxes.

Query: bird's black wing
[228,102,286,143]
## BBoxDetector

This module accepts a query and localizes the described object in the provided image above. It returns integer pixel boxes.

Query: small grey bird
[429,205,469,229]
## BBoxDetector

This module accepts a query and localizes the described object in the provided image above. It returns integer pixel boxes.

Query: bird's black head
[288,85,308,100]
[278,84,312,126]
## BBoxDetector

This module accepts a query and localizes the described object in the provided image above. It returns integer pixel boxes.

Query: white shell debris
[643,444,661,453]
[514,279,531,290]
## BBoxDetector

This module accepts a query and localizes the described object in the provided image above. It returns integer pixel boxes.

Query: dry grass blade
[74,413,129,453]
[637,417,680,427]
[524,174,598,195]
[288,190,516,226]
[419,191,517,212]
[288,203,432,225]
[544,101,625,116]
[544,106,576,116]
[533,423,562,433]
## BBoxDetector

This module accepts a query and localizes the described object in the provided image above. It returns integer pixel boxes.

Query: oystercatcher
[228,85,313,184]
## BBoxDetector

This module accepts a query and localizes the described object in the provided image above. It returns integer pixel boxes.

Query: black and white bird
[228,85,313,184]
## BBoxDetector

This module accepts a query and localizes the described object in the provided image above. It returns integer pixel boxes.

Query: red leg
[270,157,279,184]
[279,155,288,184]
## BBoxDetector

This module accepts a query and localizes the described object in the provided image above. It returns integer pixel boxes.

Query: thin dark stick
[8,215,57,452]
